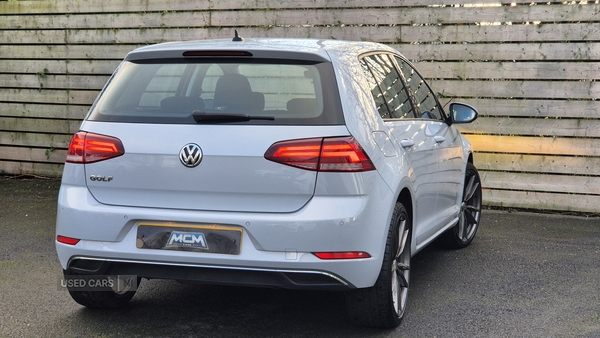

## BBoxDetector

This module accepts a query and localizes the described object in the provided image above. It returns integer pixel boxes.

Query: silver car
[55,35,482,328]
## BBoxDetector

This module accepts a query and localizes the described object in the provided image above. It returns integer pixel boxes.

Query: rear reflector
[57,235,80,245]
[264,136,375,172]
[66,132,125,164]
[313,252,371,260]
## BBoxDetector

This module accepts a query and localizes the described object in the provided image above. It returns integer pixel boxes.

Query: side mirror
[449,103,478,124]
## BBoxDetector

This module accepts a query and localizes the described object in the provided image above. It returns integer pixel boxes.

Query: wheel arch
[396,187,413,234]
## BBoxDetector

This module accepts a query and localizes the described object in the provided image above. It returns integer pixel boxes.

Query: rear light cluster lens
[66,131,125,164]
[264,136,375,172]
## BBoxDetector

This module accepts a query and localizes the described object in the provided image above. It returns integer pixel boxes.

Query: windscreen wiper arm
[192,111,274,123]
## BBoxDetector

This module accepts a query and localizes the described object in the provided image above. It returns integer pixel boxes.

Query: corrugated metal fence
[1,0,599,213]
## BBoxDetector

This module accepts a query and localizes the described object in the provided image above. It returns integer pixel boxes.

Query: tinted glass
[360,58,389,117]
[87,59,343,125]
[393,56,442,120]
[361,54,415,119]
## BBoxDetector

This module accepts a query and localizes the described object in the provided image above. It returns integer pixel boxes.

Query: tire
[439,162,482,249]
[64,271,139,309]
[346,202,411,328]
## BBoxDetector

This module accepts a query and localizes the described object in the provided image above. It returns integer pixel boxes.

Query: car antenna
[232,30,244,42]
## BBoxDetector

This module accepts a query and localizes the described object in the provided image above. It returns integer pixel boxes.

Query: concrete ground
[1,176,599,337]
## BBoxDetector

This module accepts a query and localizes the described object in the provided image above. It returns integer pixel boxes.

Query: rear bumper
[56,170,395,289]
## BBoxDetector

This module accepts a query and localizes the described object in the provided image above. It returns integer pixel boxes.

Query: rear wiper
[192,111,274,123]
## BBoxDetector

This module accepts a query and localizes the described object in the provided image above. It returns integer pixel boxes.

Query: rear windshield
[87,59,343,125]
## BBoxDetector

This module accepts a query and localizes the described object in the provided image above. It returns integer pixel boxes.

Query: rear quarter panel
[325,44,417,256]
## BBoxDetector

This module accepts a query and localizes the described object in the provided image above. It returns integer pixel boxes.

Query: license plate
[136,223,242,255]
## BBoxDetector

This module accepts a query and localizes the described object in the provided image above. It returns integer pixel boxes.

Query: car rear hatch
[76,42,348,213]
[80,123,349,213]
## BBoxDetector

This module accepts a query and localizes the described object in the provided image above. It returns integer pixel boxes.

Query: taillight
[320,137,376,171]
[66,131,125,164]
[264,136,375,172]
[264,138,322,170]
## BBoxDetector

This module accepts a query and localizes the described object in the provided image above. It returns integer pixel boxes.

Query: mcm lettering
[167,231,208,249]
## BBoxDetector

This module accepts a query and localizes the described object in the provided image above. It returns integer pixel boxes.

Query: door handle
[434,136,445,143]
[400,139,415,148]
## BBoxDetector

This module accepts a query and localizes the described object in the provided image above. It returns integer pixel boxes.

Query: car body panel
[434,123,468,227]
[385,120,442,247]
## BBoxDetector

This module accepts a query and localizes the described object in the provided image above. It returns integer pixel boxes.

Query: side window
[394,56,442,120]
[361,54,415,119]
[359,58,388,117]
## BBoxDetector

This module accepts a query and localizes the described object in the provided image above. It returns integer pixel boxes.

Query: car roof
[124,38,400,63]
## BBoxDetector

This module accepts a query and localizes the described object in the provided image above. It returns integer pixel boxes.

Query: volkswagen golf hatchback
[56,36,482,328]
